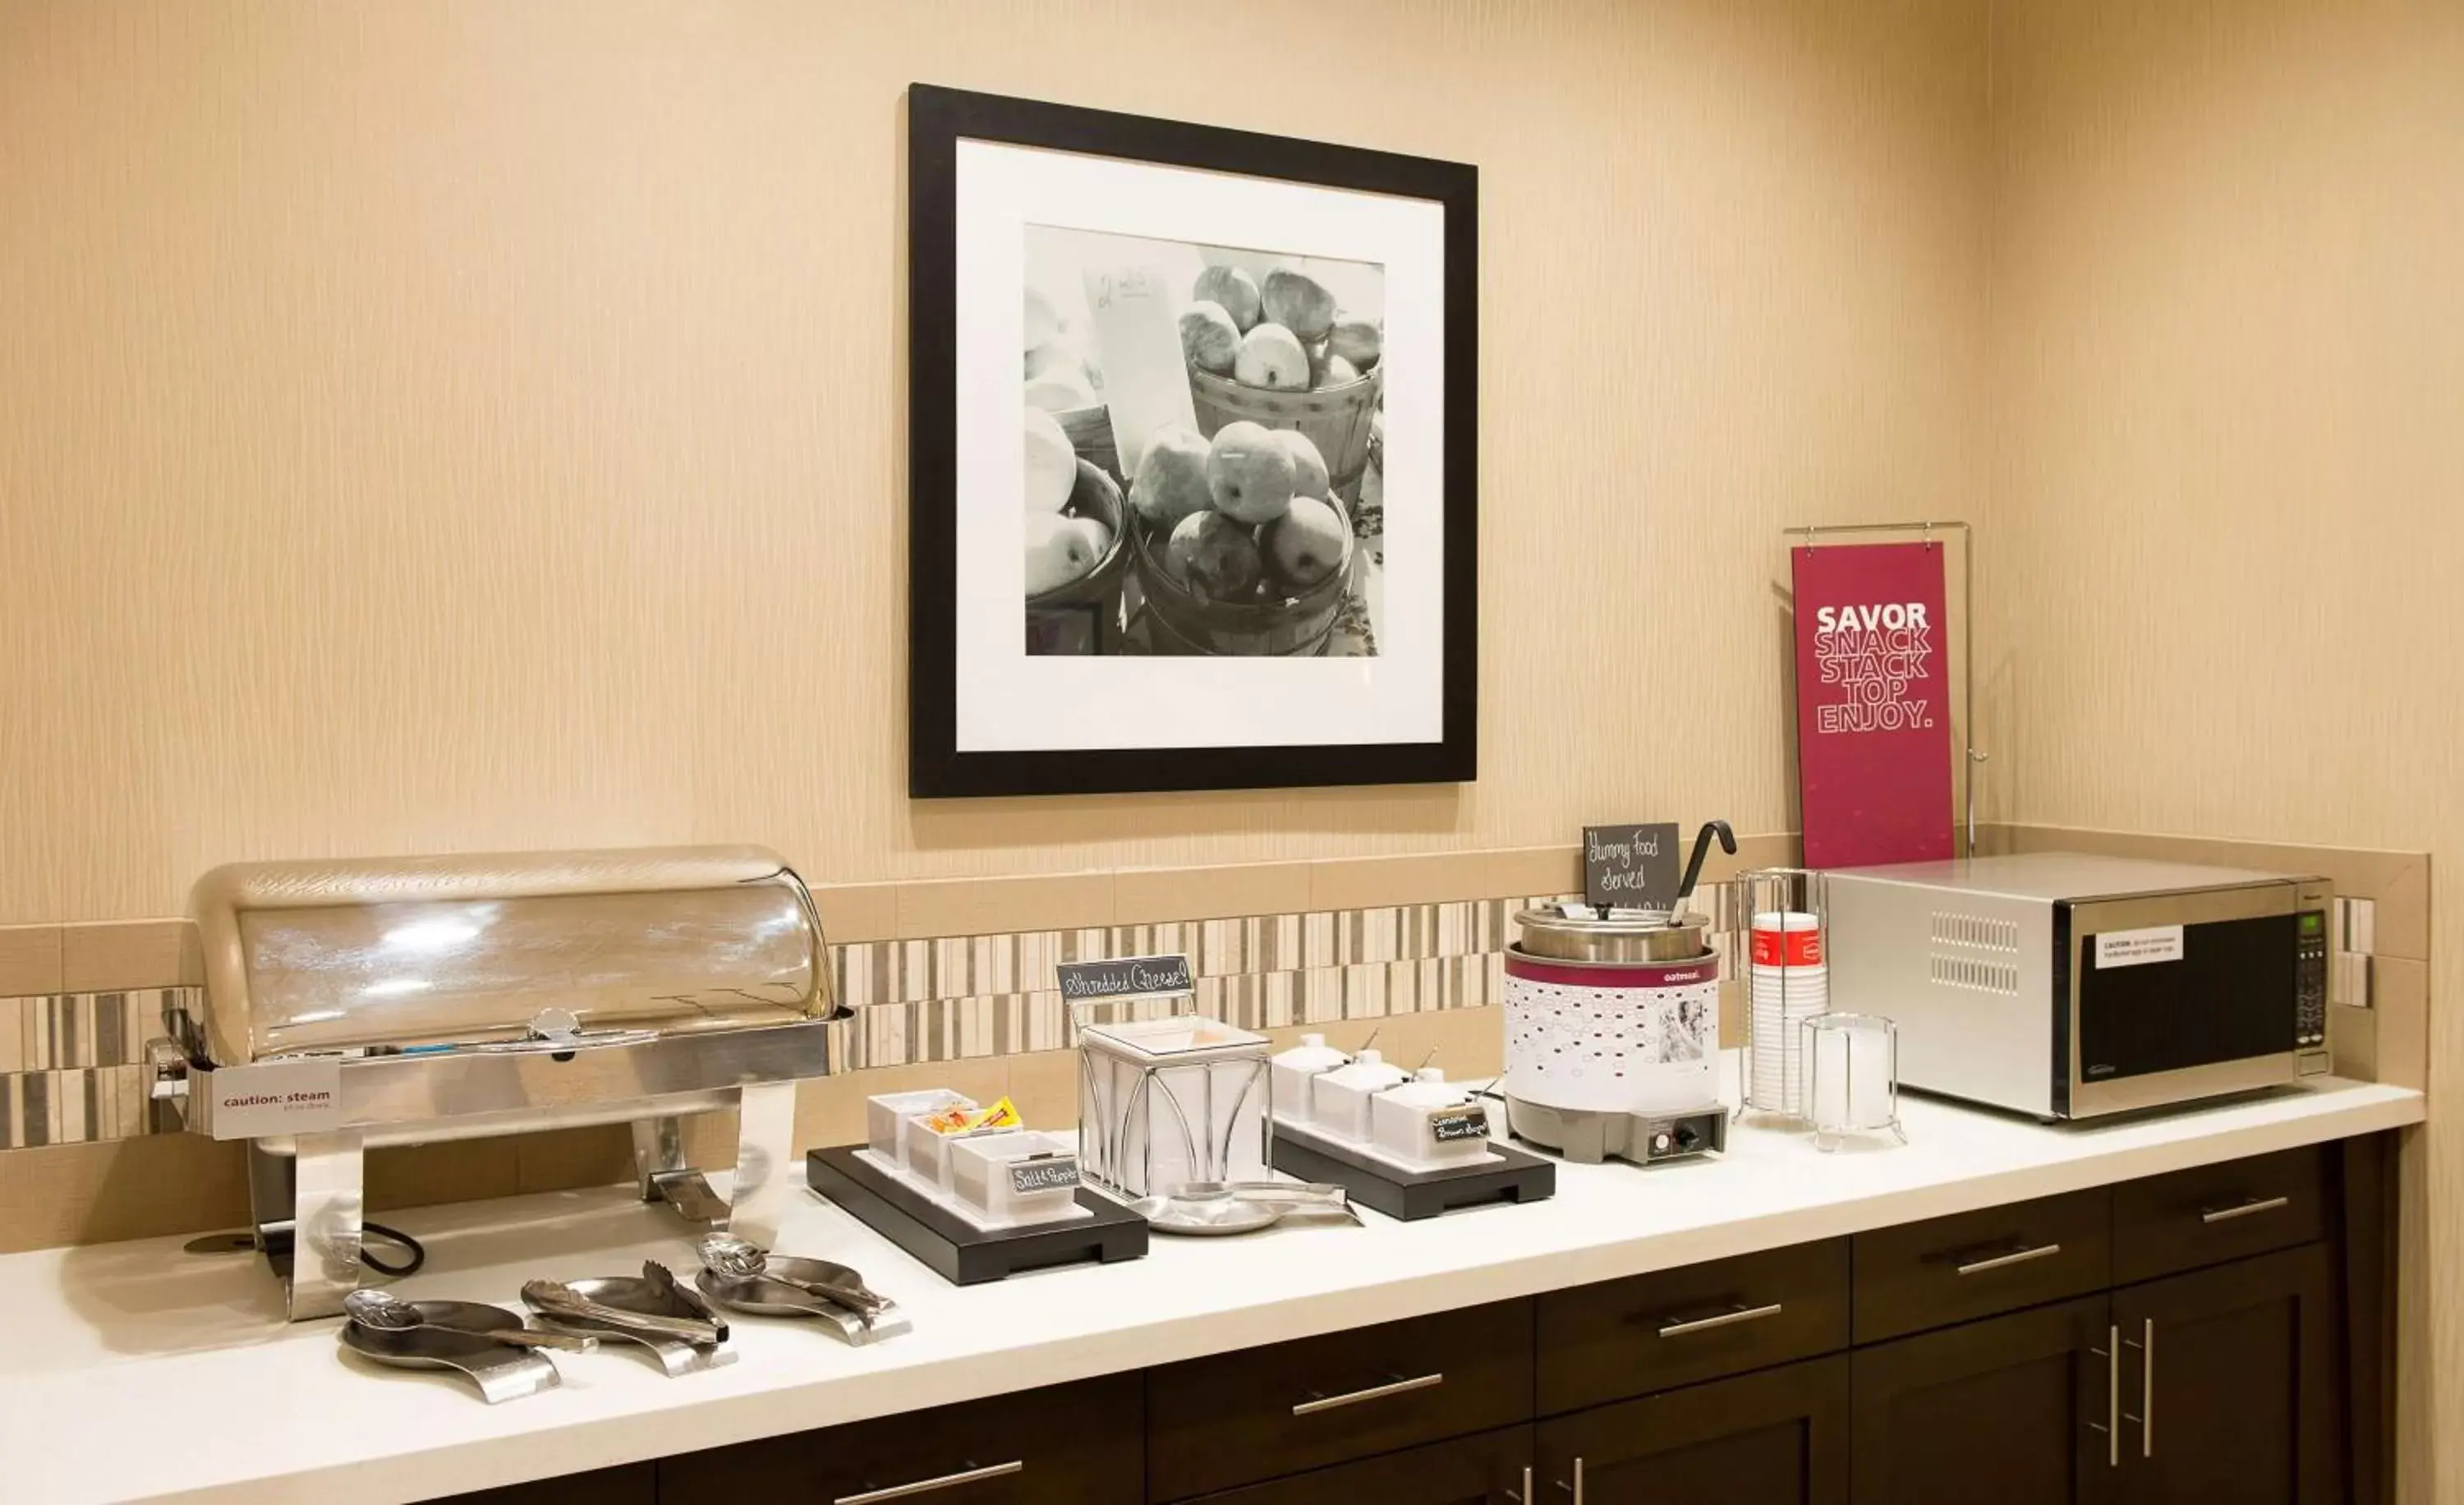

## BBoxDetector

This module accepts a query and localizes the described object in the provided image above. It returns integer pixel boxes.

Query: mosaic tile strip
[830,896,1542,1010]
[2,890,1754,1150]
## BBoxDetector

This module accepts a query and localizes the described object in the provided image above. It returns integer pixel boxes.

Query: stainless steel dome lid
[188,845,831,1066]
[1512,903,1715,963]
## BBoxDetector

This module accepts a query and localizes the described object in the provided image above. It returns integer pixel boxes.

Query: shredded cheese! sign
[1792,543,1954,867]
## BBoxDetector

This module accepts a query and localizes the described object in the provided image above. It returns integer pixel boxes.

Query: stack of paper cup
[1749,910,1828,1115]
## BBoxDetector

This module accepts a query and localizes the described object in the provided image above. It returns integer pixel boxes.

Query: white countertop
[0,1061,2420,1505]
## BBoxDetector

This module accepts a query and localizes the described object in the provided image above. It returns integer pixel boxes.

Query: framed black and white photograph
[908,85,1477,799]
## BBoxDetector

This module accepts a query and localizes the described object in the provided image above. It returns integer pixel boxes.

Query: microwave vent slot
[1930,911,2020,954]
[1928,952,2021,995]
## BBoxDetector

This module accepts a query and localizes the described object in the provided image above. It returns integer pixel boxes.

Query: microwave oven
[1824,854,2331,1120]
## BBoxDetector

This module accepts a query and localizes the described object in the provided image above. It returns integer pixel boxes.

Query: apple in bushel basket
[1205,421,1299,526]
[1262,496,1347,591]
[1193,265,1263,333]
[1024,511,1106,596]
[1164,512,1263,601]
[1129,427,1215,531]
[1327,315,1381,370]
[1232,324,1309,392]
[1312,352,1360,390]
[1179,301,1241,375]
[1023,407,1076,512]
[1260,268,1337,343]
[1275,430,1330,499]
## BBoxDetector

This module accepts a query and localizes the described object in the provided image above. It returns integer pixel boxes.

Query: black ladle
[1674,820,1737,908]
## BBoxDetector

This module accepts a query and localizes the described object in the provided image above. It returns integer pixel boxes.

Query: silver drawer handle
[1955,1242,2062,1276]
[1291,1371,1445,1415]
[834,1461,1022,1504]
[1657,1301,1784,1337]
[2200,1194,2291,1224]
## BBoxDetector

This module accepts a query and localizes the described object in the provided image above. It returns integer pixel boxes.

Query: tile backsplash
[0,895,1564,1152]
[0,989,191,1148]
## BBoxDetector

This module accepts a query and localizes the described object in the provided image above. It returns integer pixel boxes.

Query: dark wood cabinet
[1147,1299,1533,1500]
[1536,1355,1850,1505]
[658,1372,1143,1505]
[425,1463,655,1505]
[428,1138,2393,1505]
[1538,1239,1849,1415]
[2110,1145,2328,1286]
[1850,1295,2116,1505]
[1853,1187,2112,1345]
[1179,1426,1532,1505]
[2110,1243,2341,1505]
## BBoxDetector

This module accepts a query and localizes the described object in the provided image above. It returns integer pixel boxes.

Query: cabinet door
[1536,1355,1848,1505]
[659,1372,1142,1505]
[1177,1426,1532,1505]
[1850,1295,2117,1505]
[2111,1244,2339,1505]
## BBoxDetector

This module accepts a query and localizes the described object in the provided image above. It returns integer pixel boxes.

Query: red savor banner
[1791,541,1954,868]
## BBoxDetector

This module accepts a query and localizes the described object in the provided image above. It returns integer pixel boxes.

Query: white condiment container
[1309,1048,1412,1144]
[1077,1015,1271,1199]
[1268,1033,1350,1128]
[867,1088,975,1164]
[946,1129,1083,1226]
[1369,1067,1494,1170]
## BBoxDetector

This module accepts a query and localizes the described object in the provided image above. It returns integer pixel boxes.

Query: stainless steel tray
[526,1274,734,1377]
[336,1300,560,1404]
[695,1256,913,1346]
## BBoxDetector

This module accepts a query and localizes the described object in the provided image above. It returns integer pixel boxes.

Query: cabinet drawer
[1854,1187,2110,1344]
[1179,1425,1532,1504]
[1536,1238,1850,1415]
[429,1464,655,1505]
[2112,1145,2328,1285]
[658,1372,1142,1505]
[1147,1300,1533,1501]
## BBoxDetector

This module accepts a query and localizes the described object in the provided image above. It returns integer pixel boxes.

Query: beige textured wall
[0,0,1992,925]
[1985,1,2462,1496]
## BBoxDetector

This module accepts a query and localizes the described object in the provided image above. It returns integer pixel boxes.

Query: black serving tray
[1269,1122,1556,1222]
[807,1145,1149,1286]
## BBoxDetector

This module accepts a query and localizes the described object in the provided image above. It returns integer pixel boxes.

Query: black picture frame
[907,83,1478,799]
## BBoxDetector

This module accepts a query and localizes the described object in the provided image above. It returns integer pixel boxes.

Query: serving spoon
[342,1288,599,1353]
[698,1234,889,1326]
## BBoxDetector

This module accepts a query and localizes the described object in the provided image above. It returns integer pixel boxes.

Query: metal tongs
[520,1275,724,1344]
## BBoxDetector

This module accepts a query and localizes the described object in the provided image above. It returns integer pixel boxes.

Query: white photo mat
[951,138,1449,754]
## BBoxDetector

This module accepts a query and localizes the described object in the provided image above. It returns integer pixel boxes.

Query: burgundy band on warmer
[1503,951,1717,990]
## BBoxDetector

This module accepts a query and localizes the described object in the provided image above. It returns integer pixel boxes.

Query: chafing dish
[149,845,846,1319]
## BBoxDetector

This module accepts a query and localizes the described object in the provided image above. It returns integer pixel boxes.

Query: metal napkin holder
[148,845,848,1319]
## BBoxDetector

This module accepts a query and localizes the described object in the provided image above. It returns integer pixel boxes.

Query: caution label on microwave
[2094,925,2186,969]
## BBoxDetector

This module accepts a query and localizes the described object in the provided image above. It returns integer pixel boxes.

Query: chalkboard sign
[1055,953,1194,1001]
[1429,1107,1491,1144]
[1007,1156,1082,1195]
[1584,822,1682,910]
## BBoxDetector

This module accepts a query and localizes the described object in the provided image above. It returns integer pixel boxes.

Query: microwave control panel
[2296,906,2329,1049]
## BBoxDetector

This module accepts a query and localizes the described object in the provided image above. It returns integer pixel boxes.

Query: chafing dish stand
[148,845,849,1320]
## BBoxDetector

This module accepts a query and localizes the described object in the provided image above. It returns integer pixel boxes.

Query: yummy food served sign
[908,85,1479,798]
